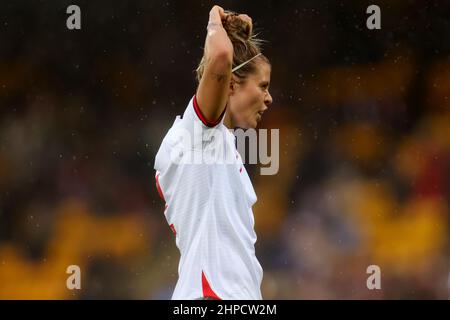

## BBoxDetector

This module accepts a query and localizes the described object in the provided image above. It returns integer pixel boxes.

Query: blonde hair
[196,11,269,82]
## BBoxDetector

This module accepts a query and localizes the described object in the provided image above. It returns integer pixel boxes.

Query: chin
[248,121,258,129]
[237,118,258,129]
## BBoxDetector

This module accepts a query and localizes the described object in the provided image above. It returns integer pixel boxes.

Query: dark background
[0,0,449,299]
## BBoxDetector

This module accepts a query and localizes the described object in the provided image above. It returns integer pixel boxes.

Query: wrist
[207,21,222,30]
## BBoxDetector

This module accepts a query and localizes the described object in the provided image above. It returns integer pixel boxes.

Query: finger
[212,5,223,12]
[216,6,227,20]
[211,5,224,18]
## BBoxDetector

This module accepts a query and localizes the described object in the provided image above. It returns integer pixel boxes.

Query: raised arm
[195,6,233,124]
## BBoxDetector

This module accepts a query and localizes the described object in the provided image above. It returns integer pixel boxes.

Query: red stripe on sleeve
[193,95,226,127]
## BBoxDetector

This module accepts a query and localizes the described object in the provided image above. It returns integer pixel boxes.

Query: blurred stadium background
[0,0,449,299]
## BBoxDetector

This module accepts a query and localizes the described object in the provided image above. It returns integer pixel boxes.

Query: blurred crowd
[0,1,448,299]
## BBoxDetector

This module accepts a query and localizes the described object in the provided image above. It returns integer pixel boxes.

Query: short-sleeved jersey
[154,95,263,300]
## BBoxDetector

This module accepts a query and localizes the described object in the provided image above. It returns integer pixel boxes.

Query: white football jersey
[154,95,263,300]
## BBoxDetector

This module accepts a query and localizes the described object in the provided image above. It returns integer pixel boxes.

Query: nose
[264,91,273,106]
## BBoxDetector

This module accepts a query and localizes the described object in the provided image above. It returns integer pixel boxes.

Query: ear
[229,77,236,96]
[229,76,240,96]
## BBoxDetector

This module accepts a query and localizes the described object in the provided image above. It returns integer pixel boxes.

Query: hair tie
[232,53,262,73]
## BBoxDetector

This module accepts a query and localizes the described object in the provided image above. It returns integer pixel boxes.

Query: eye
[260,82,269,90]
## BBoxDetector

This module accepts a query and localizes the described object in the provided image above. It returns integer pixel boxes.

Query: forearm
[194,6,233,124]
[204,8,233,68]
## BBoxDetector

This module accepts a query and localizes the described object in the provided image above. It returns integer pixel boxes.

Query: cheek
[236,89,257,111]
[247,87,263,108]
[233,86,262,122]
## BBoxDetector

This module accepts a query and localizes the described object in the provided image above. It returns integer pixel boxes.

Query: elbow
[212,46,233,64]
[207,49,233,74]
[207,43,233,69]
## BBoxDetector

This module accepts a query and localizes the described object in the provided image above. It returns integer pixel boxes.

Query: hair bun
[196,10,266,83]
[222,12,252,42]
